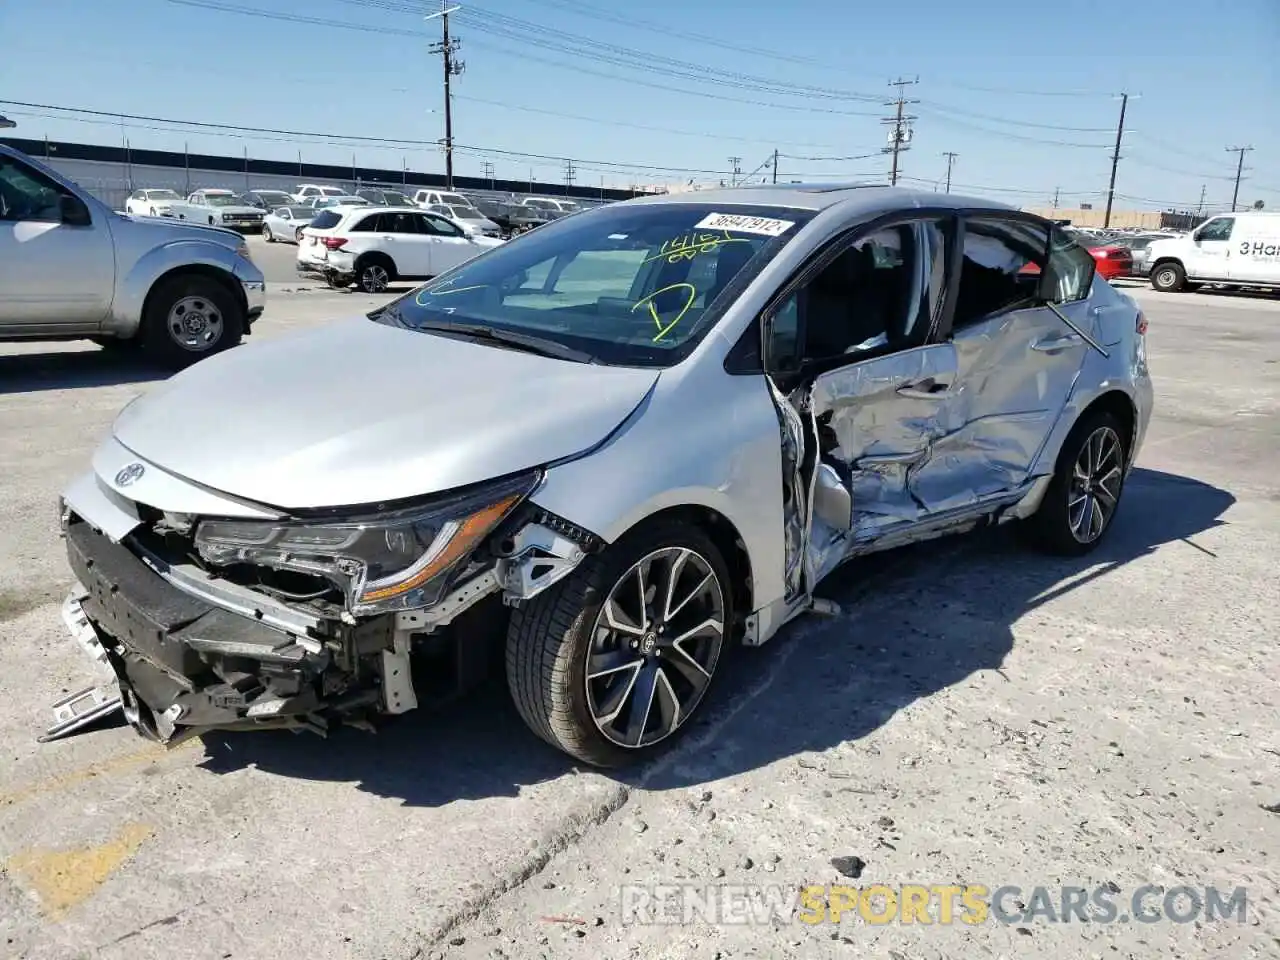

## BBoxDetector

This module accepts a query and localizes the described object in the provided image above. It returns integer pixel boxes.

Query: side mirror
[60,194,91,227]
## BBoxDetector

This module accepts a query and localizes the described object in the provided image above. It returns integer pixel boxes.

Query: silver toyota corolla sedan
[57,185,1153,766]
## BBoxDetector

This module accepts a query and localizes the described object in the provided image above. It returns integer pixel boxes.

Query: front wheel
[506,522,734,767]
[262,223,274,242]
[1024,411,1129,556]
[141,274,243,369]
[1151,262,1185,292]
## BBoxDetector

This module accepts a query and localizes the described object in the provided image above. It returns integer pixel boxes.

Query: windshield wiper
[413,320,597,364]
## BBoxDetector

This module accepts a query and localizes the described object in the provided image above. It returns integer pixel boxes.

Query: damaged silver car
[56,186,1153,766]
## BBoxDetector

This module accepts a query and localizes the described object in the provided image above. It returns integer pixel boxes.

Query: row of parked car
[123,183,593,241]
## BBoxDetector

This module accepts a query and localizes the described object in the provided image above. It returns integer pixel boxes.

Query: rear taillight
[1136,311,1148,335]
[321,236,348,250]
[1106,249,1129,259]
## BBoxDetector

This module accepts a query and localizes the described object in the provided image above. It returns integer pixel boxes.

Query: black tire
[355,255,395,294]
[1023,410,1129,556]
[262,223,274,242]
[1150,261,1185,292]
[141,274,243,369]
[506,520,735,768]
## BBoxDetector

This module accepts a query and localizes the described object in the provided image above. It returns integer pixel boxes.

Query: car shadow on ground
[0,348,170,394]
[195,467,1234,806]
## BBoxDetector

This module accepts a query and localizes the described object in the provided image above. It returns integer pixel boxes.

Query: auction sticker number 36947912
[694,212,795,237]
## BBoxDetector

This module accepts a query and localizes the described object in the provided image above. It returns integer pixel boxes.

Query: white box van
[1147,211,1280,292]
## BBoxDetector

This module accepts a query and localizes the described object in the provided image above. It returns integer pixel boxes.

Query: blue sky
[1,0,1276,209]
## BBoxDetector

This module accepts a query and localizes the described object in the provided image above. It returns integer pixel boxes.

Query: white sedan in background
[426,203,503,238]
[125,188,183,217]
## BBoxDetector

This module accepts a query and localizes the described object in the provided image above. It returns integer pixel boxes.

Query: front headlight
[193,471,539,614]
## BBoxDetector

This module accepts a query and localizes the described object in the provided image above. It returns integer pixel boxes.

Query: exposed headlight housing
[193,471,539,615]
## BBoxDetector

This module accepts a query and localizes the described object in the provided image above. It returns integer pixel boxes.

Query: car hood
[213,205,264,215]
[115,212,242,245]
[111,317,660,510]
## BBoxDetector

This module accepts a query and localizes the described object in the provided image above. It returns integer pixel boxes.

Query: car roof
[618,184,1016,215]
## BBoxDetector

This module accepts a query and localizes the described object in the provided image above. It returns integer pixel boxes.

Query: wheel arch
[354,249,398,278]
[1077,389,1137,461]
[141,265,247,339]
[1149,256,1186,284]
[608,504,755,636]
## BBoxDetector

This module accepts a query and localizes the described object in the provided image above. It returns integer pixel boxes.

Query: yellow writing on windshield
[632,282,698,343]
[645,229,751,266]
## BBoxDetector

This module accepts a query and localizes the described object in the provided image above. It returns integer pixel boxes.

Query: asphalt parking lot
[1,279,1277,960]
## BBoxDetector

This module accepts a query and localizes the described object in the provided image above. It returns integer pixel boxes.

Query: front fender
[108,240,246,336]
[529,360,789,615]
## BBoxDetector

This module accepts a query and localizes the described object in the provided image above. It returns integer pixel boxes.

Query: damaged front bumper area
[53,473,601,745]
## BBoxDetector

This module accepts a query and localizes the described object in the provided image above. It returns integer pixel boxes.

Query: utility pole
[1226,145,1253,212]
[941,151,957,193]
[1196,183,1206,217]
[1052,186,1061,209]
[881,77,919,186]
[427,4,464,189]
[728,156,742,187]
[482,160,494,187]
[563,158,577,195]
[1103,92,1135,229]
[772,149,778,185]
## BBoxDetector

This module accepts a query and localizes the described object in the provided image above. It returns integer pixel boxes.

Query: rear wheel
[1024,410,1129,556]
[141,274,243,369]
[506,521,733,767]
[1151,261,1185,292]
[355,256,395,294]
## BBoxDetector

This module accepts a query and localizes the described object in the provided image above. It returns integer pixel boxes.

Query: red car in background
[1086,243,1133,280]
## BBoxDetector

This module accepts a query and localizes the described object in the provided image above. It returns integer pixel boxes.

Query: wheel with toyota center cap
[141,273,243,369]
[506,521,734,767]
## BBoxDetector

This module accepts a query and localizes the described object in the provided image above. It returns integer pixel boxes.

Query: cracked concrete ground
[1,278,1276,960]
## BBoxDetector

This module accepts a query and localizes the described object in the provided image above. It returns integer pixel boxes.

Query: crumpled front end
[53,463,600,745]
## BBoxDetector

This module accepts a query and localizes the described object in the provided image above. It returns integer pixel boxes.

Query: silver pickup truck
[0,145,266,367]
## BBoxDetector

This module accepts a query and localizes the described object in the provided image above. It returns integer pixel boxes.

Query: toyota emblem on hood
[115,462,146,487]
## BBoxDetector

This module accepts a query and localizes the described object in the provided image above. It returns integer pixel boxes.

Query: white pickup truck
[0,144,266,367]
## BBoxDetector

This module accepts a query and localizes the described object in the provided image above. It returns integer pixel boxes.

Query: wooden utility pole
[882,77,918,186]
[1103,92,1135,228]
[427,4,464,189]
[942,151,957,193]
[1226,145,1253,212]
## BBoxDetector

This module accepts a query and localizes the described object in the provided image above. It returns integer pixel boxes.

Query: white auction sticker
[694,212,795,237]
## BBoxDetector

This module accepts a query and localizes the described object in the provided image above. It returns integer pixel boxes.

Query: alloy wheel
[1068,426,1123,544]
[585,547,725,749]
[166,296,224,352]
[360,264,390,293]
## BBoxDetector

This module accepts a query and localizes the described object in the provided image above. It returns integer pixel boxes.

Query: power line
[882,77,918,186]
[919,110,1111,149]
[453,94,838,148]
[918,100,1112,133]
[1226,146,1254,212]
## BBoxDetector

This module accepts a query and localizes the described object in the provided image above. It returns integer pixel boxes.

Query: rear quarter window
[309,210,342,230]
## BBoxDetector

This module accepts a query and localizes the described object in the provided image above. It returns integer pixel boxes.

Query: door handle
[1030,333,1084,352]
[896,377,952,400]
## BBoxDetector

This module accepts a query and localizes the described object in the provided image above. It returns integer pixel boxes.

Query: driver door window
[768,219,945,369]
[1197,217,1233,242]
[420,213,465,238]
